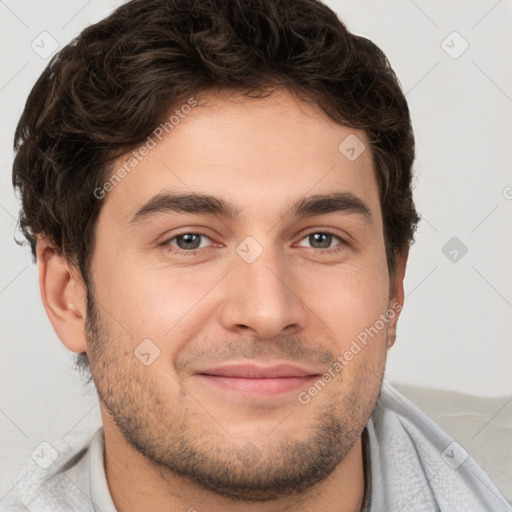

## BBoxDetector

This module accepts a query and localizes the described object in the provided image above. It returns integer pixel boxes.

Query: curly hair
[12,0,419,377]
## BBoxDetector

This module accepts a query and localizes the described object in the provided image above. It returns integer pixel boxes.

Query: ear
[36,236,88,354]
[386,247,409,350]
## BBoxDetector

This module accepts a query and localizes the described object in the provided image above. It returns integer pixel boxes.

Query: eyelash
[163,230,347,256]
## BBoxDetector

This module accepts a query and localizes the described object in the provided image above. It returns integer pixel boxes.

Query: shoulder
[1,427,101,512]
[366,382,512,511]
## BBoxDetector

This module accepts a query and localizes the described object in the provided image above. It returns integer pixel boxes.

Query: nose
[218,245,307,339]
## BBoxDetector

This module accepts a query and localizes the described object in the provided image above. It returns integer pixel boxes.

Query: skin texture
[37,88,407,512]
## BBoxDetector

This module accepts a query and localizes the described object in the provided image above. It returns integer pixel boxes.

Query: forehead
[99,88,381,225]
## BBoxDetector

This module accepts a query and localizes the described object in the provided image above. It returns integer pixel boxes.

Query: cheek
[301,261,390,336]
[93,259,221,350]
[298,263,391,385]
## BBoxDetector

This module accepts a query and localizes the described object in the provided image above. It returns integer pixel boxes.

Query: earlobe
[36,236,88,354]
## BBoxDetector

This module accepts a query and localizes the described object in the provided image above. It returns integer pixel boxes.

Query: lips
[197,363,320,379]
[194,363,321,396]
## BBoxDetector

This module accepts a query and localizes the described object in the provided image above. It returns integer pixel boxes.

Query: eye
[296,231,345,251]
[165,232,212,253]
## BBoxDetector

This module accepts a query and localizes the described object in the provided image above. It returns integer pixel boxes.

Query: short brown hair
[13,0,419,374]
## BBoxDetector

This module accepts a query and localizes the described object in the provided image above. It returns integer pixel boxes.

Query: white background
[1,0,511,503]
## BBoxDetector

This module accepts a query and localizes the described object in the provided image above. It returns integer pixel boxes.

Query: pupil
[311,233,330,248]
[178,234,200,250]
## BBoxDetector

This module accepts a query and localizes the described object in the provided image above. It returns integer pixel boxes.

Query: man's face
[85,89,404,500]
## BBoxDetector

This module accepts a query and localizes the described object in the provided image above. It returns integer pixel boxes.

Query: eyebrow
[129,191,372,225]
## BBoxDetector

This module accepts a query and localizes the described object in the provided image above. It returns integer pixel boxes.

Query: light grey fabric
[366,381,512,511]
[2,382,510,511]
[392,382,512,503]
